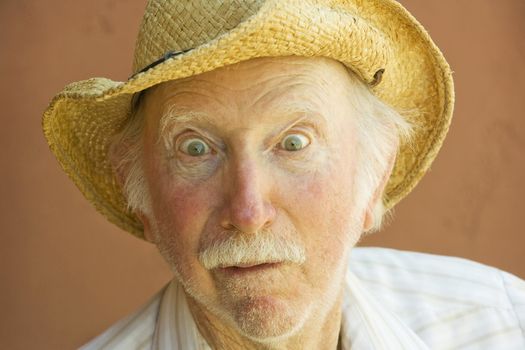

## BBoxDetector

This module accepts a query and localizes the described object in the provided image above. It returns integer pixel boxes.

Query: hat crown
[132,0,265,73]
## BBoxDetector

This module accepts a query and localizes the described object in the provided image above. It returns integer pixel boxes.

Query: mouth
[218,262,283,275]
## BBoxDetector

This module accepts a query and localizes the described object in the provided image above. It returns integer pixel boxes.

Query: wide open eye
[280,133,310,151]
[179,137,211,156]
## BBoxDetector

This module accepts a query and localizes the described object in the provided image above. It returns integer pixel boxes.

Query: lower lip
[219,262,282,275]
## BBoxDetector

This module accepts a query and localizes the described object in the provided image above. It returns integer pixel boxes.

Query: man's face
[139,57,368,340]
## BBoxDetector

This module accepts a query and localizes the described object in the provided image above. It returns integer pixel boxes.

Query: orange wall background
[1,1,524,349]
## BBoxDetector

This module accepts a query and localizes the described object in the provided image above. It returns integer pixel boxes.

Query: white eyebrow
[157,106,212,151]
[156,100,328,152]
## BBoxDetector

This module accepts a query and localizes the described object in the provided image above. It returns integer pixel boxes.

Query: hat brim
[43,0,454,239]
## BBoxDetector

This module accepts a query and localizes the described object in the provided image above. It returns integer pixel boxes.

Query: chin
[227,294,313,343]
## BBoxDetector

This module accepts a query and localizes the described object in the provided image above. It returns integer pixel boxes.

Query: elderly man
[43,0,525,349]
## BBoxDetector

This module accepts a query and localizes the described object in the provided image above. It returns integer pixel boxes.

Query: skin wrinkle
[248,81,331,113]
[157,84,331,139]
[158,66,334,116]
[155,86,334,188]
[158,108,331,184]
[160,110,323,153]
[110,56,411,349]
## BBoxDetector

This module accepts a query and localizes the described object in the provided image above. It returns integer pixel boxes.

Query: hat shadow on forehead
[42,0,454,239]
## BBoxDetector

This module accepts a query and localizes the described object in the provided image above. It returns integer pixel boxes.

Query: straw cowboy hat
[42,0,454,239]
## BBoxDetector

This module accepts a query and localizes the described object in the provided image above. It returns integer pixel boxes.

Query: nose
[220,157,276,234]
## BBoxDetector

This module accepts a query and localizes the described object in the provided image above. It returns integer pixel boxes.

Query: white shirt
[80,248,525,349]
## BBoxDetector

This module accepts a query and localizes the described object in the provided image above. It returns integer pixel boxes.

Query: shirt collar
[153,270,429,349]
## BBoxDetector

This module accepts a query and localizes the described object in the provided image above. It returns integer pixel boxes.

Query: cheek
[143,131,217,247]
[291,129,361,232]
[279,159,361,277]
[289,164,359,235]
[149,180,222,292]
[150,178,216,255]
[306,177,358,246]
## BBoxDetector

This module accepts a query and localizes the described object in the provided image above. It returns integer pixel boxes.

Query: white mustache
[199,231,306,270]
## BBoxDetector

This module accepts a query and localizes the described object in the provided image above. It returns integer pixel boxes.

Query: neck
[186,286,344,350]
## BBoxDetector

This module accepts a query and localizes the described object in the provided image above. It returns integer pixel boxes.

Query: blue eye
[180,138,210,156]
[280,133,310,151]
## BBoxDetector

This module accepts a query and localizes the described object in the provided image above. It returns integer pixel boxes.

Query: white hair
[110,68,412,233]
[343,70,413,232]
[109,94,152,217]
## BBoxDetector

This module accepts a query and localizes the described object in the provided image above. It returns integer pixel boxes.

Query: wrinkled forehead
[152,56,352,93]
[139,56,359,132]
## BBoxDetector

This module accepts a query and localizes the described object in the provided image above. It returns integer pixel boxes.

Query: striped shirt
[80,248,525,349]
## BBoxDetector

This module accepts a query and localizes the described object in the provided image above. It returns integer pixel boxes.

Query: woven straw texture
[42,0,454,239]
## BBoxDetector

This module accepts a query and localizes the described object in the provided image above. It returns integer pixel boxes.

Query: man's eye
[179,137,211,156]
[280,134,310,151]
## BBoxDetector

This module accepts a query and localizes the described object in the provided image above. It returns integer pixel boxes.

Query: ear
[108,138,156,243]
[136,211,156,243]
[363,151,397,231]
